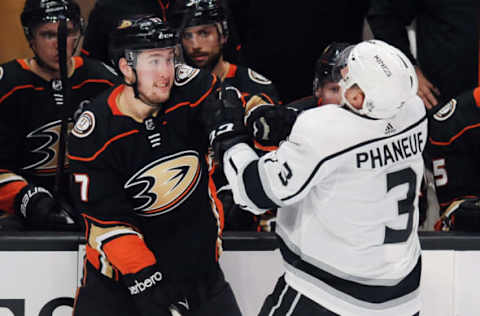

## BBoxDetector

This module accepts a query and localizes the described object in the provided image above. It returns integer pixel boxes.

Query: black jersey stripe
[281,114,427,202]
[243,160,278,209]
[277,235,421,304]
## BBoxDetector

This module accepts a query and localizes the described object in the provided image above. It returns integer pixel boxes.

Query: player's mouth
[191,54,208,63]
[154,82,170,90]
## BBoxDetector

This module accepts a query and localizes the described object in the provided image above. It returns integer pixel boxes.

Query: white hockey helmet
[334,40,418,119]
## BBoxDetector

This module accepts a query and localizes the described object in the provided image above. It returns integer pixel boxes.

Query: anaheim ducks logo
[22,120,73,173]
[175,64,200,86]
[125,150,202,216]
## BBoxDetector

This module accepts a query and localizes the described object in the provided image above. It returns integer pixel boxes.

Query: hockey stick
[53,16,69,197]
[52,16,80,230]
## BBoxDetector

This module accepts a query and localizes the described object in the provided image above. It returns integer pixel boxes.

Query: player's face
[315,81,341,105]
[30,21,80,71]
[135,48,175,104]
[181,24,223,68]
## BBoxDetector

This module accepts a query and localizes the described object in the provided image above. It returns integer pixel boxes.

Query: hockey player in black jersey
[210,40,425,315]
[172,0,280,231]
[0,0,120,230]
[428,86,480,231]
[68,16,241,316]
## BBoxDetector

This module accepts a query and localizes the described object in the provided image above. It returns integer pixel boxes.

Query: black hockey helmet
[313,42,351,92]
[170,0,228,37]
[21,0,84,40]
[109,15,179,69]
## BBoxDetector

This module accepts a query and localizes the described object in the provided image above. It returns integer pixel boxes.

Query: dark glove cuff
[123,264,164,295]
[14,185,52,218]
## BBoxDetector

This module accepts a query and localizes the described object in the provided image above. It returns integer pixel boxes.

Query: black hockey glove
[122,264,184,316]
[219,189,258,231]
[15,185,77,230]
[208,86,249,164]
[435,198,480,232]
[244,104,299,147]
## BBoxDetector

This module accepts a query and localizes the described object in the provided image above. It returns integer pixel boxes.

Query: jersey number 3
[384,167,417,244]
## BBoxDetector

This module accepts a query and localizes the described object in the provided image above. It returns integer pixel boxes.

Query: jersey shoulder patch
[72,110,96,138]
[433,98,456,121]
[248,68,272,85]
[175,64,200,87]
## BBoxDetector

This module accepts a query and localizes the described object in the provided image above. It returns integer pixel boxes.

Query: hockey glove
[122,264,182,316]
[219,189,258,231]
[434,198,480,232]
[244,104,299,147]
[14,185,76,229]
[208,86,249,164]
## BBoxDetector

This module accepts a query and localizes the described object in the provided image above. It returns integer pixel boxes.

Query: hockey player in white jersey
[209,40,427,315]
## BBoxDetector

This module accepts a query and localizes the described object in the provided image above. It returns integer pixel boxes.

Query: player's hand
[208,86,249,164]
[244,103,298,147]
[15,185,77,229]
[122,264,181,316]
[434,198,480,232]
[415,66,440,110]
[219,189,258,231]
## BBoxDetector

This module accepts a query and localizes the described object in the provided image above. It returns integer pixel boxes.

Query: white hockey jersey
[223,96,427,316]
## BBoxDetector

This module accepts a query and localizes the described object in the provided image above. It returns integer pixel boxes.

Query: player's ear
[118,57,134,84]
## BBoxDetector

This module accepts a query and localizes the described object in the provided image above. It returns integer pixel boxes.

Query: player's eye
[39,31,57,40]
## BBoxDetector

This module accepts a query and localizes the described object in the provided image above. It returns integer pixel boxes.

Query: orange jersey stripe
[429,122,480,146]
[225,63,238,79]
[191,75,218,107]
[17,59,30,70]
[73,56,84,69]
[254,140,278,152]
[103,234,156,275]
[72,79,115,90]
[107,84,125,116]
[0,85,45,104]
[165,101,189,114]
[68,129,139,162]
[208,162,224,261]
[80,48,90,56]
[474,86,480,107]
[85,245,101,270]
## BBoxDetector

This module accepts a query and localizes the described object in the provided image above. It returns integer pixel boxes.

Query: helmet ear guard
[334,40,418,119]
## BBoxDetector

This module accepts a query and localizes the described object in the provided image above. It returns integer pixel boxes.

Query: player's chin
[150,91,171,104]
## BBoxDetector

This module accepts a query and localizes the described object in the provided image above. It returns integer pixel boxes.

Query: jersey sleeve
[68,112,156,278]
[0,63,29,214]
[223,109,331,213]
[429,87,480,147]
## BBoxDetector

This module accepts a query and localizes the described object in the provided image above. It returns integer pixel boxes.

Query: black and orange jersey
[428,87,480,212]
[210,63,279,231]
[0,57,120,214]
[68,65,221,282]
[222,63,280,106]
